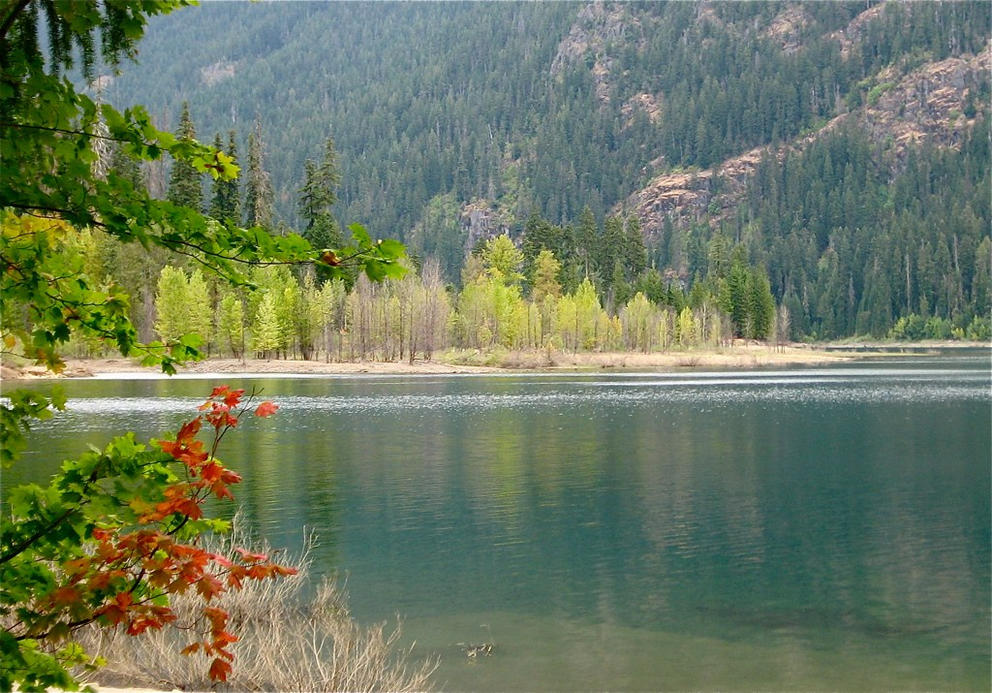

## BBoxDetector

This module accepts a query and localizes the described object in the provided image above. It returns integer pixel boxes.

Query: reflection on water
[6,357,991,691]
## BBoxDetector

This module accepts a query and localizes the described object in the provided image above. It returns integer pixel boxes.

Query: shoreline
[3,342,983,381]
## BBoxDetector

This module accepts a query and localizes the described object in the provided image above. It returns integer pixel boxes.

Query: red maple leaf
[254,401,278,417]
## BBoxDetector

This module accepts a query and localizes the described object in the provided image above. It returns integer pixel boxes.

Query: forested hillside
[88,0,990,342]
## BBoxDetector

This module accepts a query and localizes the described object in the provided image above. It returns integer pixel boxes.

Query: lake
[4,355,990,690]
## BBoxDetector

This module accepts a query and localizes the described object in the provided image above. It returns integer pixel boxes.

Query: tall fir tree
[166,102,203,210]
[298,136,343,249]
[575,206,599,279]
[107,141,144,191]
[244,118,274,229]
[209,131,240,222]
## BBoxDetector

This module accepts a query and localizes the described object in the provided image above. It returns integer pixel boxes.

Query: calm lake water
[4,356,990,690]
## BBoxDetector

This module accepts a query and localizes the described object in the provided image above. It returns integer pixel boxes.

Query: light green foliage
[217,290,245,358]
[555,278,605,351]
[454,272,526,349]
[676,306,698,347]
[658,309,673,351]
[531,249,562,304]
[153,266,210,346]
[620,292,655,352]
[252,293,284,356]
[480,234,524,285]
[293,273,331,360]
[186,269,212,345]
[154,266,191,344]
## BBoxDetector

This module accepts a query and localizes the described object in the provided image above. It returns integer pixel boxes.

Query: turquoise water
[4,357,990,690]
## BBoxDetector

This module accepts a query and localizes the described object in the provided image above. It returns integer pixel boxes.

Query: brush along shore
[0,343,881,380]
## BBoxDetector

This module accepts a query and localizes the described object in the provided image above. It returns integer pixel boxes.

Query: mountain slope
[90,0,991,337]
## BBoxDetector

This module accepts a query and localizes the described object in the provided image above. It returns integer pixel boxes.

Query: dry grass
[76,524,436,692]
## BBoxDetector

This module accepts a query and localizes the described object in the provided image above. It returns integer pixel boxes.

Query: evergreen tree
[209,131,241,222]
[244,118,274,228]
[623,216,648,280]
[107,141,144,191]
[746,268,775,340]
[298,136,343,249]
[720,260,750,337]
[166,102,203,210]
[575,206,599,279]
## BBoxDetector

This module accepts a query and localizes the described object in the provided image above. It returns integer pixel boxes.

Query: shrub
[76,523,437,692]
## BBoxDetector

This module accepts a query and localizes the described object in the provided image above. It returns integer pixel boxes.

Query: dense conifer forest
[83,0,989,347]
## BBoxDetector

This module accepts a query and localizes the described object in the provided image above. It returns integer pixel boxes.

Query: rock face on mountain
[628,39,991,241]
[551,1,632,103]
[461,199,511,251]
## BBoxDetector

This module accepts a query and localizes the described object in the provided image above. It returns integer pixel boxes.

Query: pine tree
[209,131,241,222]
[575,206,599,279]
[107,141,144,191]
[746,268,775,339]
[720,260,750,337]
[298,137,343,249]
[623,216,647,280]
[166,102,203,210]
[244,118,274,228]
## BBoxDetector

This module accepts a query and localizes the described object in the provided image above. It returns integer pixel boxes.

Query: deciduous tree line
[142,232,783,363]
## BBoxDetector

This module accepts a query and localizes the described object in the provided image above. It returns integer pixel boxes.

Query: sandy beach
[0,343,877,381]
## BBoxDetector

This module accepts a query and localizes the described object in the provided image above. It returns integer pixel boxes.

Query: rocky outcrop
[551,1,634,103]
[461,199,511,250]
[761,4,809,54]
[201,60,237,87]
[626,40,991,239]
[857,45,991,154]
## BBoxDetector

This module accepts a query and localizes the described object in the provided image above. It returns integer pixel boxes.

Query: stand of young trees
[143,231,785,363]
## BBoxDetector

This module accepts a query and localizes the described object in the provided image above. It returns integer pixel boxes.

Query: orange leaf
[176,417,202,444]
[200,462,223,483]
[50,586,81,607]
[196,574,225,602]
[91,528,112,541]
[203,606,228,632]
[88,572,115,591]
[234,547,268,563]
[222,389,245,407]
[180,642,201,656]
[254,401,278,417]
[208,657,232,682]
